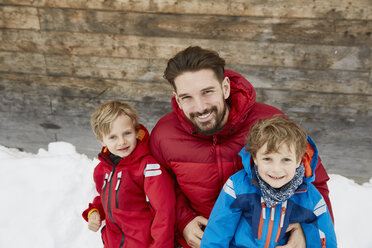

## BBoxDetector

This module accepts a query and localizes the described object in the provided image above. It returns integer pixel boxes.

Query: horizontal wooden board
[256,88,372,117]
[37,8,372,46]
[0,51,46,74]
[44,54,168,82]
[0,73,173,101]
[230,65,372,95]
[1,32,371,72]
[0,5,39,29]
[2,0,372,20]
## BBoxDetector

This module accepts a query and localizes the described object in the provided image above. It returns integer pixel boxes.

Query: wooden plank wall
[0,0,371,182]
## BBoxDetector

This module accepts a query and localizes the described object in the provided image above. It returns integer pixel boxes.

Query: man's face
[174,69,230,135]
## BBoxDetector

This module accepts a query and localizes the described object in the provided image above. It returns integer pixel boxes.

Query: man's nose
[193,97,207,113]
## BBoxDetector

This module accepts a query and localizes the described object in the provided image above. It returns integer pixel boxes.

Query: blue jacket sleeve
[201,178,242,247]
[301,185,337,248]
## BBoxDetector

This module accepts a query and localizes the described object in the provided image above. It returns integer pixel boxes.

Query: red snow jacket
[83,125,175,248]
[150,70,333,247]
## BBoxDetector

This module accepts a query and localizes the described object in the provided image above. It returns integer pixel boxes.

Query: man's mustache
[189,107,217,118]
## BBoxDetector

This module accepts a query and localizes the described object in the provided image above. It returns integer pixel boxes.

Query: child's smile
[254,143,301,188]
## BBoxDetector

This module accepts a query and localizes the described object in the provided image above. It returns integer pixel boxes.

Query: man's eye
[181,96,190,100]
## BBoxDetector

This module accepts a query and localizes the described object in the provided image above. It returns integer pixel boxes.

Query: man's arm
[312,156,334,222]
[149,130,198,239]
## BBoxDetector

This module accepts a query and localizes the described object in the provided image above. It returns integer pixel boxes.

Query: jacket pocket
[112,208,152,248]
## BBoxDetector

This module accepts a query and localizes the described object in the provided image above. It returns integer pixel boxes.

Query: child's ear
[252,157,257,165]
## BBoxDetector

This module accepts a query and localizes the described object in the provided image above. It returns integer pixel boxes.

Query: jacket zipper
[102,173,109,212]
[258,198,266,239]
[258,199,288,247]
[275,201,287,242]
[264,205,276,248]
[115,171,122,208]
[99,154,125,248]
[214,136,224,189]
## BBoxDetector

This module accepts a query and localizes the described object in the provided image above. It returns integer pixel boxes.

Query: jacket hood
[98,123,151,166]
[171,69,256,137]
[239,136,319,185]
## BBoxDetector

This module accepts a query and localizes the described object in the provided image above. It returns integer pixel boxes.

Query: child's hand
[88,211,101,232]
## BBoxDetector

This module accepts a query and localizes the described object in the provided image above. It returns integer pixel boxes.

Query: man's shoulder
[151,111,179,135]
[250,102,283,117]
[232,102,284,132]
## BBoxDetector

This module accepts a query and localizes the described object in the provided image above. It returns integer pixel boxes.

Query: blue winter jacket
[201,137,337,248]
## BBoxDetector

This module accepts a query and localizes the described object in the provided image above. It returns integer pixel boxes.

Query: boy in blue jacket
[201,115,337,248]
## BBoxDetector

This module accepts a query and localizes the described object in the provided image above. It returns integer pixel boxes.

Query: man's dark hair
[163,46,226,90]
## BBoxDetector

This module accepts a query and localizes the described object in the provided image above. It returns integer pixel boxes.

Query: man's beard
[187,103,228,136]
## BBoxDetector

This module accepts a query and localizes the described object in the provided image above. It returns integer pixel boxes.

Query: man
[150,46,333,248]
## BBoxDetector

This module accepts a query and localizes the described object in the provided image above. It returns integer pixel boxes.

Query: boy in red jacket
[82,100,176,248]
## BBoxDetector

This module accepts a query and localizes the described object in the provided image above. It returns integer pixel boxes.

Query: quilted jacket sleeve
[149,131,197,234]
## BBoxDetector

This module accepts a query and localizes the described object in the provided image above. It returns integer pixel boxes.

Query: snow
[0,142,371,247]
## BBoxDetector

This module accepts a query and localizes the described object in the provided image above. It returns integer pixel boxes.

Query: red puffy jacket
[83,125,175,248]
[150,70,333,247]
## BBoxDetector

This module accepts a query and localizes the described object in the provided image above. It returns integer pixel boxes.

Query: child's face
[100,114,138,158]
[253,142,300,189]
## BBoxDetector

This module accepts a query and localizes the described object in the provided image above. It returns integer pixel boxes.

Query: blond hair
[245,115,307,163]
[90,100,139,141]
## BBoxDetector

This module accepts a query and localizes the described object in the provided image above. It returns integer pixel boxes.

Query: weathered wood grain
[37,8,372,46]
[0,29,182,61]
[2,33,371,72]
[2,0,372,20]
[255,88,372,117]
[230,65,372,95]
[291,113,372,182]
[0,5,39,29]
[44,54,168,82]
[0,51,46,74]
[0,73,172,101]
